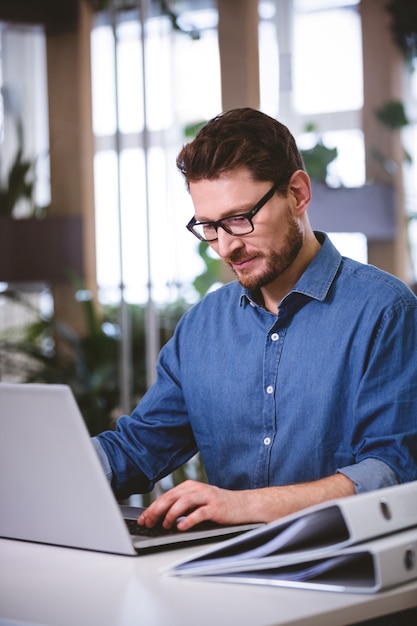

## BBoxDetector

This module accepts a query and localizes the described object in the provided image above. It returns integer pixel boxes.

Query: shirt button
[264,437,271,446]
[266,385,274,394]
[271,333,279,341]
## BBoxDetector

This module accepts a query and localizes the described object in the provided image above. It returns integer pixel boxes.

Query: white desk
[1,538,417,626]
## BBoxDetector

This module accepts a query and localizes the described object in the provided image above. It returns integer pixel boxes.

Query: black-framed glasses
[186,178,287,242]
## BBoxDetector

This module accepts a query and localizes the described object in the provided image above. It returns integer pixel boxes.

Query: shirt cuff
[337,458,400,494]
[91,437,113,482]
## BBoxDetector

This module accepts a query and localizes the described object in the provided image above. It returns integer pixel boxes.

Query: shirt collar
[240,231,342,307]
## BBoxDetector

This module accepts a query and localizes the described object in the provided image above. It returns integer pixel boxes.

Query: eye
[224,215,249,226]
[202,224,217,236]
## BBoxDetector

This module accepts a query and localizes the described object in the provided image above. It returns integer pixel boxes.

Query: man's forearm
[245,473,356,523]
[138,474,356,529]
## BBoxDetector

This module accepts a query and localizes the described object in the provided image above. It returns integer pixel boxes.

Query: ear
[288,170,311,216]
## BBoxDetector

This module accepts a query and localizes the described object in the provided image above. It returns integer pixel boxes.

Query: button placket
[255,320,284,487]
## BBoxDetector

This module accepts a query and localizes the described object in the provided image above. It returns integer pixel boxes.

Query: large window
[293,1,363,115]
[91,3,220,306]
[0,24,50,216]
[259,0,367,263]
[260,0,365,188]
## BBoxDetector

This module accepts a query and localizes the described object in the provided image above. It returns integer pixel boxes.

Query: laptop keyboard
[125,517,219,537]
[125,518,181,537]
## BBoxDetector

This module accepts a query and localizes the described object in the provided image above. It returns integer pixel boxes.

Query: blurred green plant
[375,100,410,130]
[192,241,224,298]
[372,100,413,171]
[184,120,207,140]
[0,118,48,218]
[386,0,417,64]
[299,124,338,184]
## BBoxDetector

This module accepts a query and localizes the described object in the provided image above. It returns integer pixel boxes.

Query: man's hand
[137,473,355,531]
[138,480,253,531]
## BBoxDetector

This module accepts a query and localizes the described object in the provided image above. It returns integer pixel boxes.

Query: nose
[215,227,245,259]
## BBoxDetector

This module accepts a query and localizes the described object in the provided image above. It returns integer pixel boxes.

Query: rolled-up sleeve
[337,458,400,494]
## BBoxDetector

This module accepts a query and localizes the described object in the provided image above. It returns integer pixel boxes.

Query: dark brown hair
[176,108,305,193]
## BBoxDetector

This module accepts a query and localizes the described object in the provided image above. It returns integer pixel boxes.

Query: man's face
[189,169,304,291]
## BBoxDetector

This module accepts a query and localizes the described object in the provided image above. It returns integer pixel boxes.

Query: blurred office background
[0,0,416,434]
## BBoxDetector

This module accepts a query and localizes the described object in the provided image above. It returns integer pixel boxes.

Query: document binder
[167,481,417,592]
[200,527,417,594]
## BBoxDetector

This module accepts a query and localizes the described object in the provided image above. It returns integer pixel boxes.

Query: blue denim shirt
[95,233,417,499]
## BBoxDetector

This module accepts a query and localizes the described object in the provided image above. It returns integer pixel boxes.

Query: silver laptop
[0,383,260,555]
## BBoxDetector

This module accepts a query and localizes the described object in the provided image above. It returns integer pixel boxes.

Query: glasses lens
[222,215,253,235]
[192,223,217,241]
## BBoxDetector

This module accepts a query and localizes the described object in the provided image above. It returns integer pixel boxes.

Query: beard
[227,211,304,291]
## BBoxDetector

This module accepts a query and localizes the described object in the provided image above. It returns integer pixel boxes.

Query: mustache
[226,250,262,264]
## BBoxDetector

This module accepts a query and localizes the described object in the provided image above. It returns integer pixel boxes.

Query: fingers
[138,480,220,530]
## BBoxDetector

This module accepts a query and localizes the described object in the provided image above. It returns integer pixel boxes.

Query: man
[93,107,417,533]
